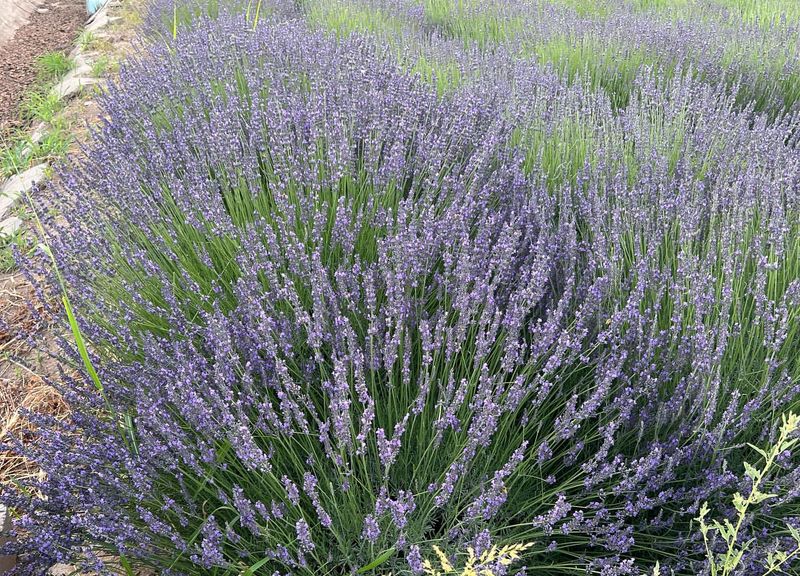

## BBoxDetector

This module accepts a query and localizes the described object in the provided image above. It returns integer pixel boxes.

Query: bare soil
[0,0,86,134]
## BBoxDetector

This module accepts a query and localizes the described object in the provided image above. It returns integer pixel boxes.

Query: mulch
[0,0,86,135]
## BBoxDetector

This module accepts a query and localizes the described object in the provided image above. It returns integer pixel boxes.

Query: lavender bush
[299,0,800,117]
[2,1,800,575]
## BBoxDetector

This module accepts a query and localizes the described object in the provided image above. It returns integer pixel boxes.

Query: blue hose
[86,0,106,15]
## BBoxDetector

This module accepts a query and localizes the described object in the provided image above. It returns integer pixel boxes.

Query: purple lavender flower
[3,3,799,576]
[198,516,225,568]
[295,518,315,552]
[362,514,381,544]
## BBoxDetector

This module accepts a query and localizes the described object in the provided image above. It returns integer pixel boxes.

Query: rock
[30,121,48,144]
[19,123,47,159]
[69,63,93,78]
[0,217,23,238]
[87,0,111,21]
[48,565,76,576]
[50,73,99,100]
[73,52,93,69]
[85,11,109,32]
[0,504,15,574]
[0,164,48,220]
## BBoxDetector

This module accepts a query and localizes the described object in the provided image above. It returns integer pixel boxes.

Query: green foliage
[420,542,533,576]
[91,55,117,77]
[409,54,463,96]
[0,127,71,178]
[421,0,524,49]
[630,0,691,10]
[20,90,64,124]
[36,51,73,82]
[548,0,613,18]
[0,209,33,273]
[528,35,665,109]
[78,30,98,50]
[714,0,800,27]
[307,0,407,38]
[696,412,800,576]
[0,134,31,178]
[32,128,73,161]
[511,116,597,186]
[155,0,258,37]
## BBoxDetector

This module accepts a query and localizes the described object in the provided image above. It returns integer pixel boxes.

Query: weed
[32,129,73,163]
[0,134,32,178]
[36,52,73,82]
[20,91,64,124]
[78,30,98,50]
[0,226,31,274]
[91,55,114,77]
[696,413,800,576]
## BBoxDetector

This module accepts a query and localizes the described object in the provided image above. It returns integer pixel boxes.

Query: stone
[50,74,100,100]
[48,565,76,576]
[85,11,110,32]
[30,121,47,144]
[69,63,93,78]
[73,52,93,70]
[0,164,48,220]
[0,217,23,238]
[19,123,48,159]
[0,504,15,573]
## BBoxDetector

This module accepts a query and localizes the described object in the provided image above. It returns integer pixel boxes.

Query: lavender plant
[0,3,799,576]
[299,0,800,118]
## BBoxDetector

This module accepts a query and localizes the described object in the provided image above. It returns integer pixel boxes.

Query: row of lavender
[2,0,799,574]
[293,0,800,116]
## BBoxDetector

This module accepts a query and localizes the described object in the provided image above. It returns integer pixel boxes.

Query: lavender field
[3,0,800,574]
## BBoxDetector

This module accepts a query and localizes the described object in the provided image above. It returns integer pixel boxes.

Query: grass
[307,0,408,39]
[548,0,613,18]
[308,1,468,94]
[630,0,692,10]
[91,55,117,77]
[78,30,98,51]
[714,0,800,26]
[528,34,666,109]
[35,52,73,83]
[0,134,31,178]
[511,116,597,187]
[31,128,73,162]
[1,46,76,178]
[20,91,65,124]
[1,121,72,179]
[409,54,464,96]
[519,28,800,117]
[421,0,525,48]
[0,210,33,274]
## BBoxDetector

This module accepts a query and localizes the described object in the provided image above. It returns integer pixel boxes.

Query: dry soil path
[0,0,85,133]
